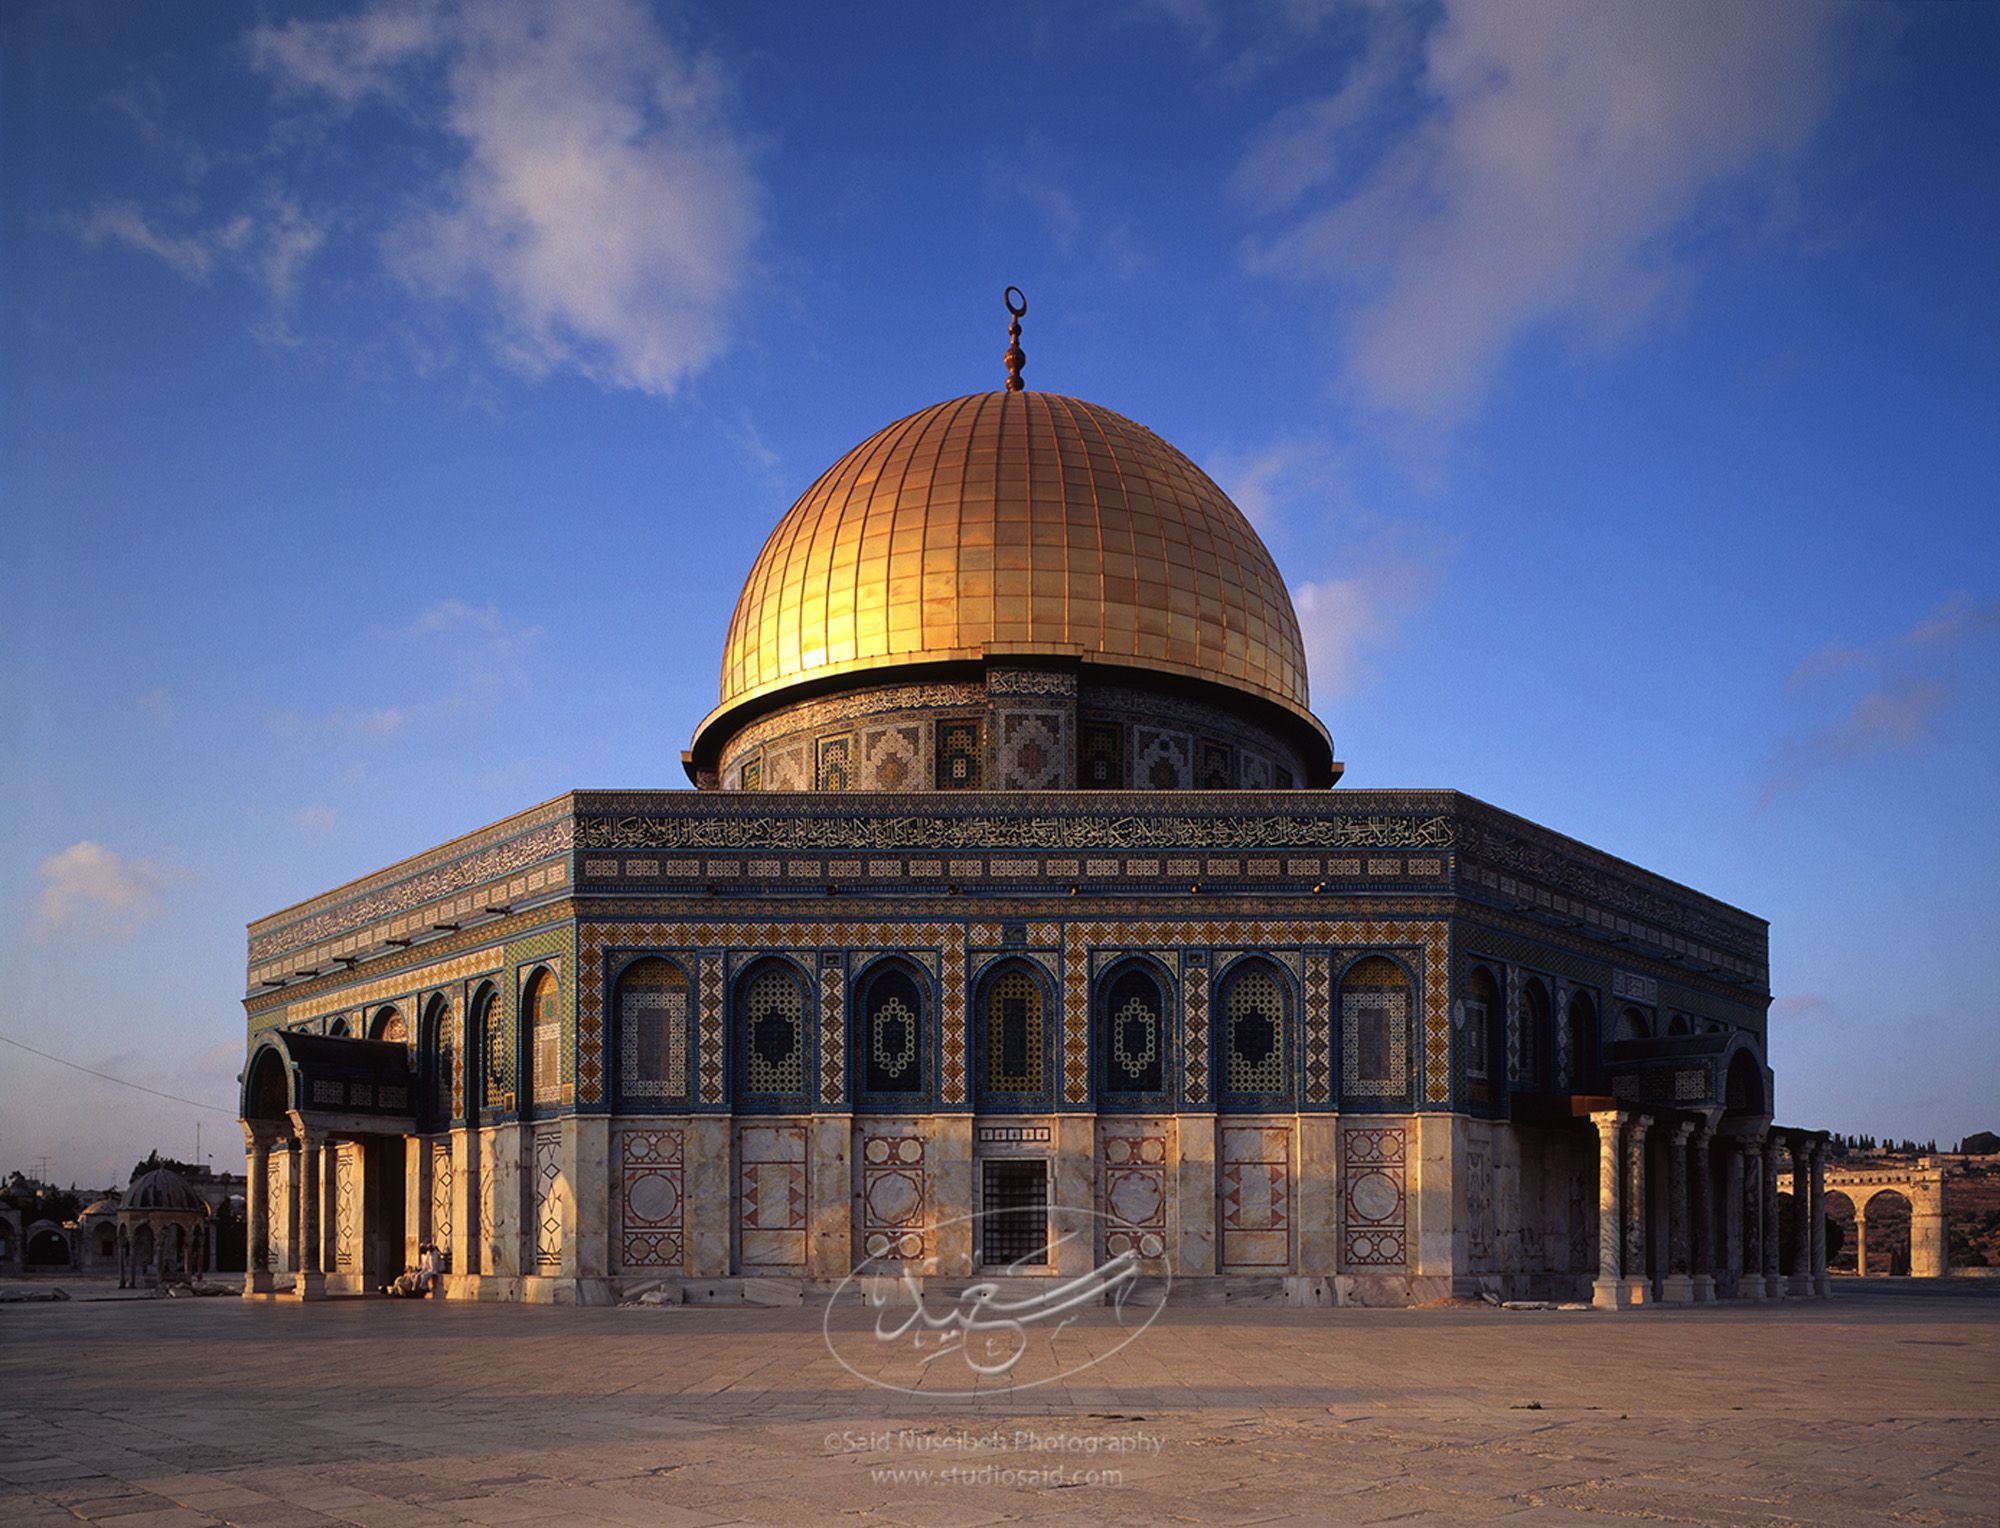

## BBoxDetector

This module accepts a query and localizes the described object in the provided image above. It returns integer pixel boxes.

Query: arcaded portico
[237,310,1831,1308]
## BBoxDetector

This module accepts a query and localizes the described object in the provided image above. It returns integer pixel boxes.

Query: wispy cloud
[1233,0,1855,428]
[268,597,544,741]
[1208,437,1451,701]
[986,162,1151,279]
[1762,594,1999,806]
[76,194,328,324]
[34,842,176,938]
[293,805,340,835]
[245,0,762,396]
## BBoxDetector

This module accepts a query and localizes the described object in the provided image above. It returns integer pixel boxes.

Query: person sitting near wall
[386,1243,439,1298]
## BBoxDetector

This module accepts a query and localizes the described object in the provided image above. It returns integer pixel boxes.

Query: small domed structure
[125,1167,203,1214]
[118,1168,209,1287]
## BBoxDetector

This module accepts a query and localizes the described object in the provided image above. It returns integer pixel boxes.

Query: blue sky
[3,0,1995,1186]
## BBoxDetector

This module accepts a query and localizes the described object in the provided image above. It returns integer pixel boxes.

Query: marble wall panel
[1219,1122,1292,1270]
[736,1122,809,1270]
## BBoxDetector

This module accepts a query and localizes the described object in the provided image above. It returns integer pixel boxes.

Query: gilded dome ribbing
[703,391,1314,746]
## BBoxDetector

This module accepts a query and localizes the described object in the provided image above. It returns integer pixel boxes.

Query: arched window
[1221,961,1288,1103]
[1099,963,1168,1104]
[370,1005,406,1044]
[524,969,562,1108]
[618,958,690,1106]
[1666,1012,1691,1036]
[1566,991,1598,1090]
[979,965,1047,1104]
[1464,966,1500,1086]
[424,995,455,1124]
[1518,978,1551,1090]
[326,1016,349,1038]
[1341,956,1411,1102]
[1614,1006,1650,1043]
[737,962,808,1106]
[856,962,926,1102]
[476,986,509,1108]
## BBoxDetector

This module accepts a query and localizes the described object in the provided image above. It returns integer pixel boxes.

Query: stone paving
[1,1279,1994,1526]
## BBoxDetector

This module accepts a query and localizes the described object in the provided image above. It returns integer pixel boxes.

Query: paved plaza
[1,1280,1994,1526]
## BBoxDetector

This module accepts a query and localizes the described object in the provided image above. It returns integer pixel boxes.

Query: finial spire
[1003,286,1027,392]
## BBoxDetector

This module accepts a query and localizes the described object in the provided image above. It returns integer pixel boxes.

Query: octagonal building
[238,330,1832,1309]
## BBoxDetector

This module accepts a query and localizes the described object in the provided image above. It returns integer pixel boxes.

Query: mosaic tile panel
[1220,1124,1290,1270]
[617,961,689,1102]
[860,1132,927,1262]
[533,1124,563,1271]
[1132,727,1192,789]
[1063,930,1089,1104]
[581,922,967,1107]
[860,722,923,790]
[1342,1124,1407,1268]
[935,718,983,789]
[736,1123,808,1270]
[820,960,845,1106]
[1079,720,1123,788]
[698,954,725,1104]
[507,926,573,1100]
[1305,954,1331,1104]
[1184,971,1210,1105]
[1223,967,1287,1095]
[814,735,852,792]
[1506,965,1522,1085]
[1341,970,1410,1099]
[619,1127,685,1270]
[742,967,805,1095]
[1101,1131,1168,1262]
[1056,918,1445,1103]
[997,710,1066,790]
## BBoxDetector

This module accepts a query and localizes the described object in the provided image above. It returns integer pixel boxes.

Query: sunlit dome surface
[701,389,1316,751]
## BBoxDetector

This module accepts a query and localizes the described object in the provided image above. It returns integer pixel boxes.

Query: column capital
[1626,1112,1652,1142]
[1667,1119,1696,1145]
[1587,1108,1629,1130]
[241,1120,283,1149]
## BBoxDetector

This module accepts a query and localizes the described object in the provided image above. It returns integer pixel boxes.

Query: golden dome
[696,390,1321,760]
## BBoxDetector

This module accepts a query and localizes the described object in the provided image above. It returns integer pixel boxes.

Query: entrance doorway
[980,1159,1048,1269]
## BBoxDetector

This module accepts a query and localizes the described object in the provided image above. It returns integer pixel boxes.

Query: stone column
[1739,1136,1765,1300]
[1589,1110,1629,1310]
[1762,1136,1785,1298]
[1809,1139,1830,1297]
[293,1121,326,1300]
[1722,1144,1743,1294]
[1621,1114,1651,1306]
[1661,1121,1695,1304]
[1911,1172,1948,1278]
[1788,1134,1813,1297]
[1853,1206,1868,1278]
[242,1125,276,1296]
[1690,1125,1716,1303]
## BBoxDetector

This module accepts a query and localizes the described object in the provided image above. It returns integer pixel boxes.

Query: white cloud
[294,805,340,835]
[1292,530,1446,701]
[76,195,326,316]
[1209,437,1449,701]
[247,0,762,397]
[1237,0,1853,427]
[34,842,173,938]
[76,202,247,283]
[1762,594,1998,805]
